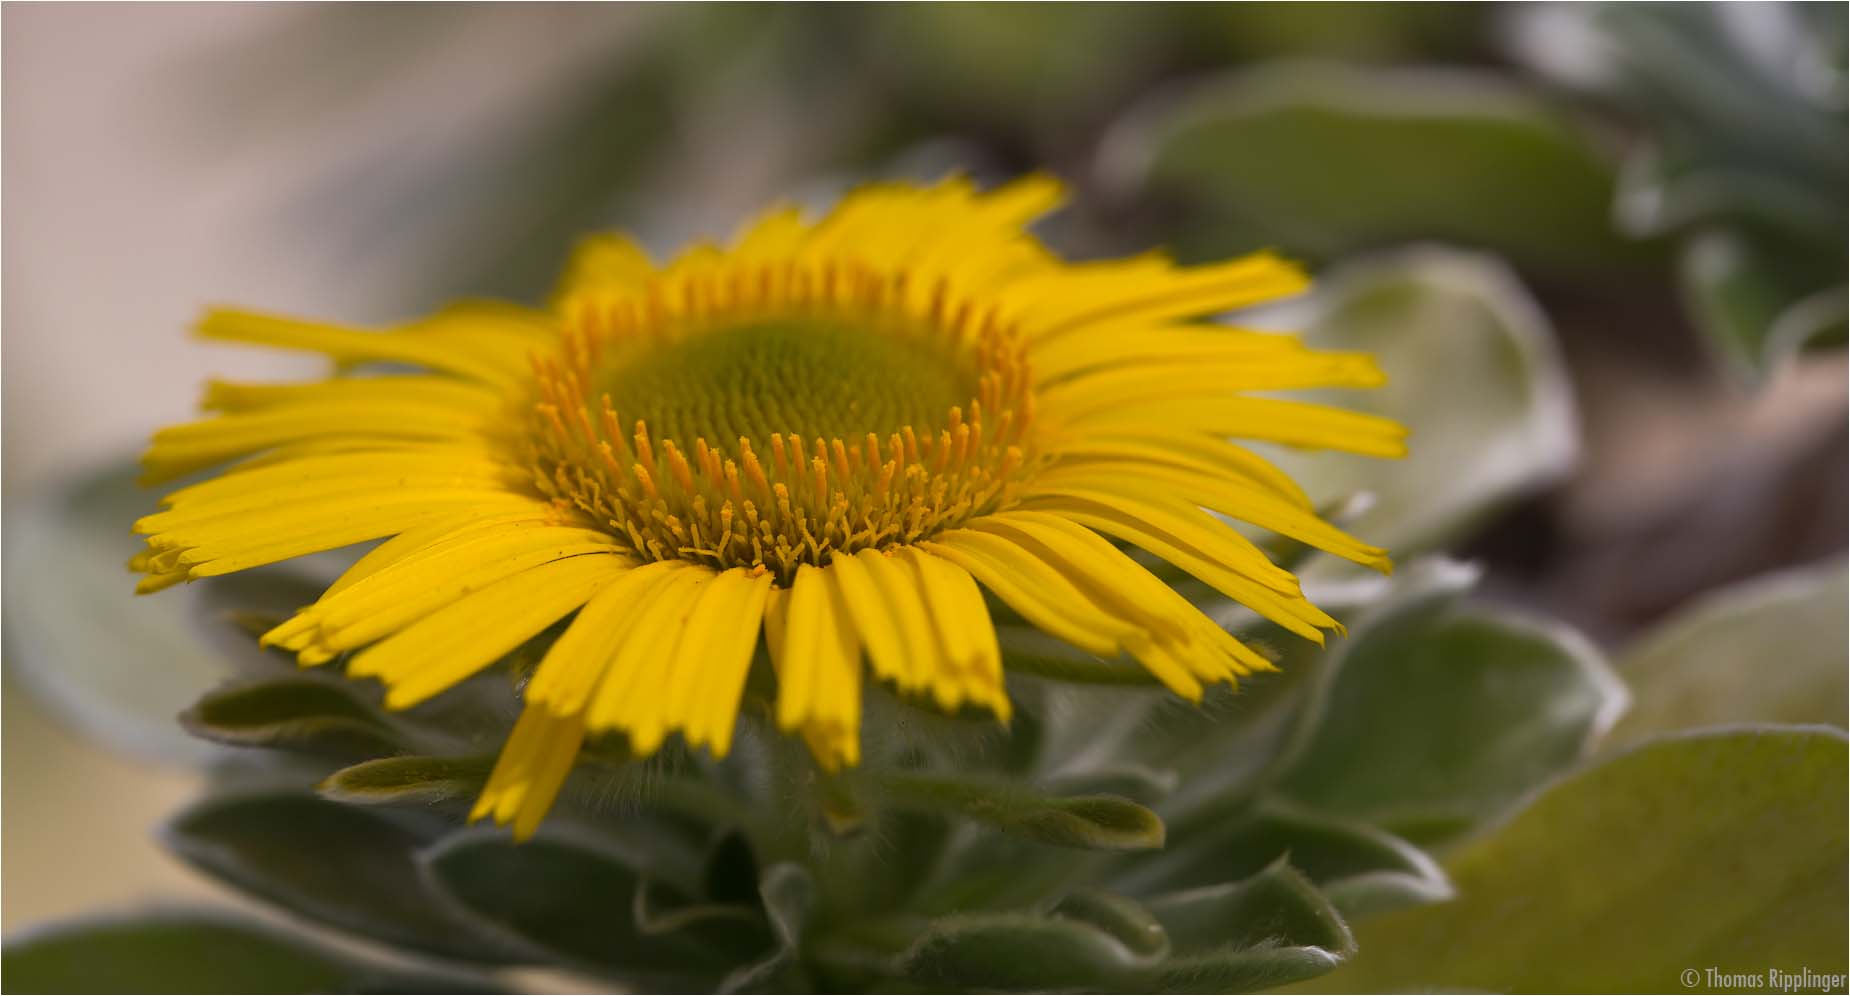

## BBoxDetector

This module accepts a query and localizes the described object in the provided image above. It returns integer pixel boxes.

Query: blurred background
[4,2,1844,937]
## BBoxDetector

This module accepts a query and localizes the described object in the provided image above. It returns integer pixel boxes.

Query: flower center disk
[602,318,976,447]
[529,288,1037,582]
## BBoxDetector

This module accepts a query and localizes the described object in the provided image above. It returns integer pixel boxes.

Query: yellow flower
[134,176,1403,838]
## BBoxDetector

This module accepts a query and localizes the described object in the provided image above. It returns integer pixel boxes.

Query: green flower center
[599,318,977,450]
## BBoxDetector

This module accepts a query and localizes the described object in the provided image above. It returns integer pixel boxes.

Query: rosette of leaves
[6,253,1843,993]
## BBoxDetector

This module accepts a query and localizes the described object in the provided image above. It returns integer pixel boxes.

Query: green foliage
[0,912,490,994]
[1610,559,1849,741]
[1302,727,1850,992]
[421,831,774,984]
[1104,62,1639,270]
[23,538,1631,992]
[1274,248,1579,571]
[182,677,406,757]
[873,772,1166,851]
[1275,602,1625,843]
[162,792,523,963]
[319,754,495,806]
[1,462,339,762]
[1516,3,1848,378]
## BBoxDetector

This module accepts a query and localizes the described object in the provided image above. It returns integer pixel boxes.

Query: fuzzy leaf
[419,829,771,982]
[1126,861,1354,992]
[1105,62,1636,269]
[901,912,1153,990]
[718,863,817,994]
[1145,859,1352,957]
[1611,559,1849,740]
[1281,249,1579,567]
[876,772,1165,851]
[1303,727,1850,992]
[1051,891,1171,960]
[1141,948,1345,996]
[0,910,487,994]
[1275,600,1627,843]
[319,755,494,806]
[162,791,509,963]
[182,678,404,757]
[1111,801,1450,919]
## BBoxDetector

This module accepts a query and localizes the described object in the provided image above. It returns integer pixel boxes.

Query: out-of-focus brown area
[3,2,1843,932]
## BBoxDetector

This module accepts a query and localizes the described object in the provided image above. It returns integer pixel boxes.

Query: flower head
[135,176,1403,838]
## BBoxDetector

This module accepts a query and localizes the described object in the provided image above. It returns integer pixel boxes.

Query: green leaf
[1302,727,1850,992]
[718,863,818,994]
[1111,801,1451,919]
[875,772,1165,851]
[1151,558,1483,823]
[2,460,341,762]
[0,911,471,994]
[162,791,507,963]
[1520,5,1846,244]
[867,5,1169,137]
[1051,890,1171,960]
[900,912,1155,990]
[182,678,405,757]
[1140,948,1344,996]
[419,829,771,982]
[1129,861,1354,992]
[1106,62,1639,270]
[1679,229,1848,380]
[1275,600,1627,843]
[319,755,494,806]
[1043,764,1180,807]
[1144,859,1351,957]
[1279,249,1580,567]
[1611,559,1848,741]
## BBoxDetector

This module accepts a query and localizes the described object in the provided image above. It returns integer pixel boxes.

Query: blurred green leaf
[1280,249,1579,567]
[1611,559,1848,742]
[0,910,490,994]
[319,755,494,806]
[1275,600,1627,844]
[1111,801,1451,919]
[163,791,508,963]
[1301,727,1849,992]
[2,461,339,762]
[1042,764,1180,808]
[1679,229,1848,379]
[1181,4,1488,64]
[182,678,405,757]
[1106,62,1639,269]
[874,772,1165,852]
[1511,4,1848,382]
[867,4,1170,139]
[420,829,770,982]
[1522,5,1846,241]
